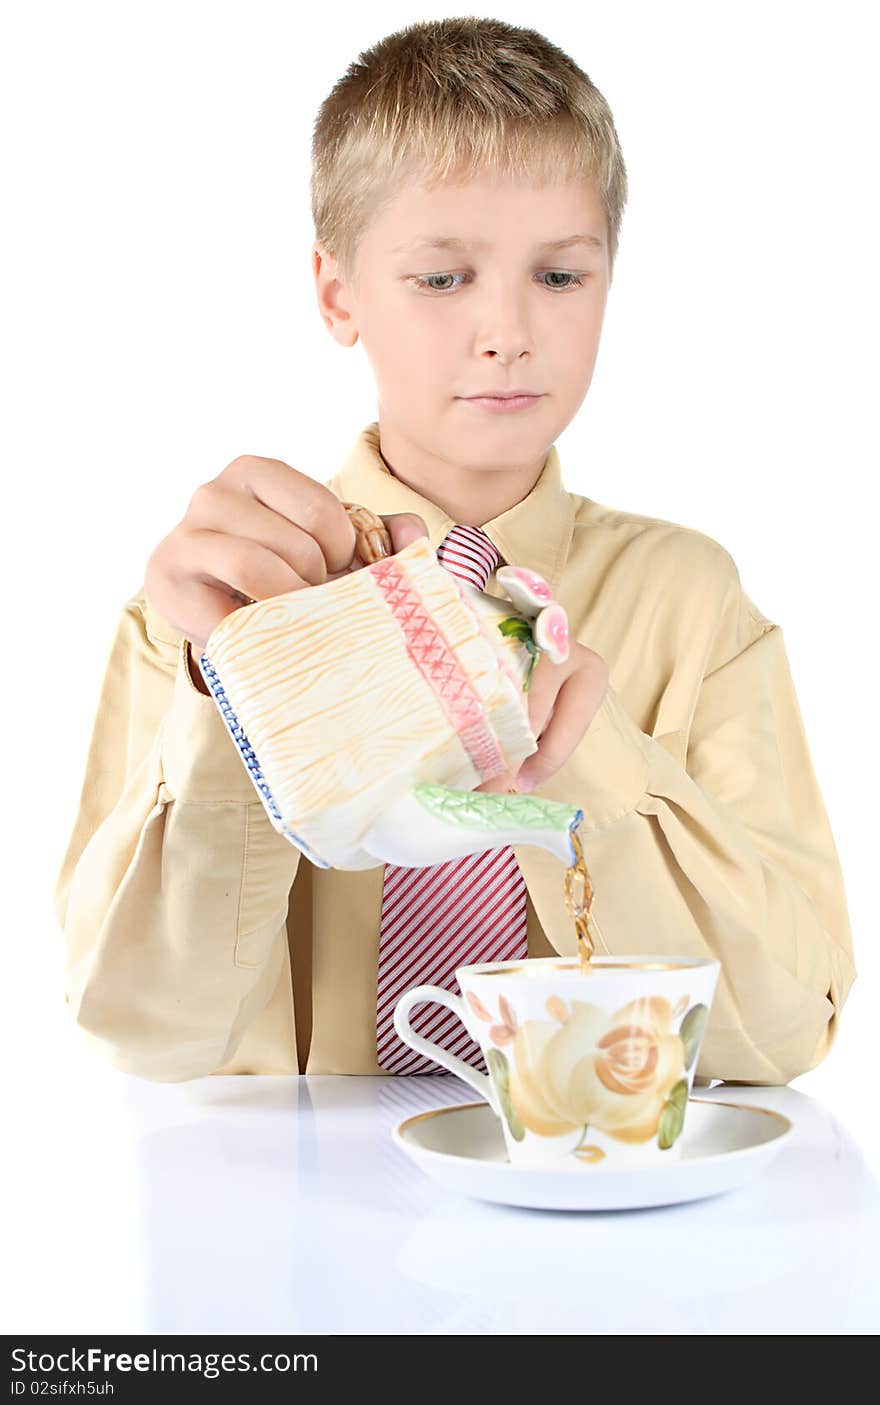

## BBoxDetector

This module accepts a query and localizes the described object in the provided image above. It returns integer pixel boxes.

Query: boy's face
[314,170,610,482]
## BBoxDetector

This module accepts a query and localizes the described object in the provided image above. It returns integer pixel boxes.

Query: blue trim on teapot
[197,654,328,867]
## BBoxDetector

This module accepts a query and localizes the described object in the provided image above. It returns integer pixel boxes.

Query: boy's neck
[376,422,547,528]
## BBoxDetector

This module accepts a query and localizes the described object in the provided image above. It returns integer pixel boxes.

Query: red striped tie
[375,524,529,1075]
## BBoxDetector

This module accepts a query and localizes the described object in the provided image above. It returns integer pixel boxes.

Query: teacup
[393,955,720,1169]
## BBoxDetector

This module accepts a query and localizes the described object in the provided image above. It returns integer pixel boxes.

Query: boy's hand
[144,453,429,652]
[475,641,609,795]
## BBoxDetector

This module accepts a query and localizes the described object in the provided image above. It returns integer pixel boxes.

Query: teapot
[195,503,584,871]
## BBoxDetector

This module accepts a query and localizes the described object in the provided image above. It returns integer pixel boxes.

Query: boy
[54,17,855,1085]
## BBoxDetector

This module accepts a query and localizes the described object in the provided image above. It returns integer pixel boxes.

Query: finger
[384,512,430,554]
[172,531,313,649]
[219,455,357,576]
[472,657,563,794]
[474,767,516,794]
[515,663,608,791]
[188,481,329,585]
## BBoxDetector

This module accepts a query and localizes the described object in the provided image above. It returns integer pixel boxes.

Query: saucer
[392,1097,793,1211]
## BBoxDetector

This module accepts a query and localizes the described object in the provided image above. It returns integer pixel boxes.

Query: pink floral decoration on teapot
[495,565,569,688]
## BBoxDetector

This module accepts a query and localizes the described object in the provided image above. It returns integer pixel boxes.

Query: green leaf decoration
[497,616,534,644]
[507,1107,526,1141]
[486,1047,525,1141]
[667,1078,688,1112]
[413,783,576,832]
[486,1047,508,1085]
[495,616,539,690]
[658,1097,686,1150]
[679,1003,709,1070]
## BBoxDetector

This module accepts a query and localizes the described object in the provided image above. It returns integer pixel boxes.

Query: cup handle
[393,985,501,1115]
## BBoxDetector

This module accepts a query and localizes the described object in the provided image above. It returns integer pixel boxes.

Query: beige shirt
[54,421,857,1085]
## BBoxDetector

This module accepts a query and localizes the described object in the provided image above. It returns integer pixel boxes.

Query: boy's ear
[313,241,358,346]
[311,239,335,280]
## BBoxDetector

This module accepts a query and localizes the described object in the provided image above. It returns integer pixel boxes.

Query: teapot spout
[360,783,583,868]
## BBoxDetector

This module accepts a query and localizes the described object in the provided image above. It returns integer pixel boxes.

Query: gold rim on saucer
[395,1098,793,1174]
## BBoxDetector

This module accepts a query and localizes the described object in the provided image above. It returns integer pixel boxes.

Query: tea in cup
[393,954,720,1169]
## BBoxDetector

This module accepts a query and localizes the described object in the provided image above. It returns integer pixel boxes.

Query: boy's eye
[407,271,587,294]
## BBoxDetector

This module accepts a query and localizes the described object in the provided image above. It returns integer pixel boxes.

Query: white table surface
[7,1067,880,1335]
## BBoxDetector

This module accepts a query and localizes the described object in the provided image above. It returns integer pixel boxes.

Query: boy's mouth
[463,387,542,399]
[459,393,544,413]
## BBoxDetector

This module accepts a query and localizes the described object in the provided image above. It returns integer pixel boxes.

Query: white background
[2,0,878,1318]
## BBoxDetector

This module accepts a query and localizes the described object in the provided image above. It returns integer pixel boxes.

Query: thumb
[382,512,430,554]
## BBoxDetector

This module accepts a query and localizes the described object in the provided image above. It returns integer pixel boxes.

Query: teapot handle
[392,986,501,1115]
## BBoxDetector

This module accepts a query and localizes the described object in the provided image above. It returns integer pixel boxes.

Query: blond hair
[310,17,628,290]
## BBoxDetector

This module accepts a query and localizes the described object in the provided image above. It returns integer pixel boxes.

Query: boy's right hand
[144,453,428,660]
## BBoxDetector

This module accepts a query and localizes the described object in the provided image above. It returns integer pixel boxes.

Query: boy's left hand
[475,642,609,795]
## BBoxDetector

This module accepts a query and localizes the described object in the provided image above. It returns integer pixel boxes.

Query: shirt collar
[326,421,576,595]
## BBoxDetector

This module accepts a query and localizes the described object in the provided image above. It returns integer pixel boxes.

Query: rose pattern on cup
[466,989,711,1162]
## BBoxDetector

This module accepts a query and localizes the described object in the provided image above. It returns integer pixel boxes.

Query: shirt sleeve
[53,594,302,1081]
[566,549,857,1087]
